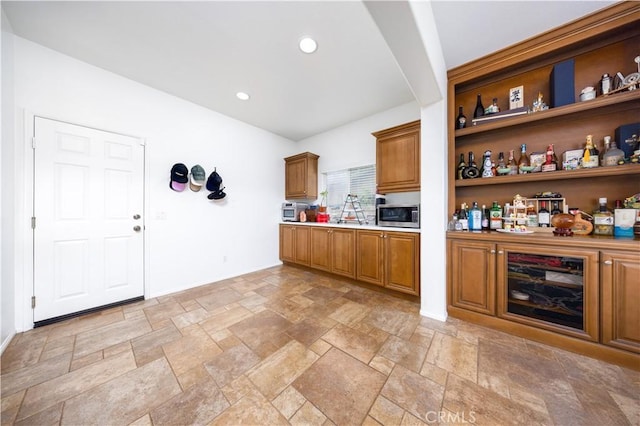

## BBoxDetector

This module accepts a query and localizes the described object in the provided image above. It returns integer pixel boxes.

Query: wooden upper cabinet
[285,152,319,200]
[373,120,420,194]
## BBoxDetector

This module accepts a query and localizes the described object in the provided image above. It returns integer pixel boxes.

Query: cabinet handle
[497,250,504,254]
[490,249,496,254]
[603,260,613,265]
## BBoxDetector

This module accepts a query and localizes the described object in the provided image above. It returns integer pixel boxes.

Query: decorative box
[529,152,545,172]
[562,149,583,170]
[614,208,636,237]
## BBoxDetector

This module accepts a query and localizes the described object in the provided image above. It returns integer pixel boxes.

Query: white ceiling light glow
[299,37,317,54]
[236,92,250,101]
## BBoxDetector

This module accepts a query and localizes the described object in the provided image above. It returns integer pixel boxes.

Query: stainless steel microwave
[377,204,420,228]
[282,202,308,222]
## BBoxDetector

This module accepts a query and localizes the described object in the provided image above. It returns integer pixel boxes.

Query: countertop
[280,221,421,234]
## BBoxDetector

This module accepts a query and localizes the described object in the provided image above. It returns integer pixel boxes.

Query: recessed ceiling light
[236,92,250,101]
[299,37,317,54]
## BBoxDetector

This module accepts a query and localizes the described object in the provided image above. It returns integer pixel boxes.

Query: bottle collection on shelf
[448,193,640,238]
[456,133,639,180]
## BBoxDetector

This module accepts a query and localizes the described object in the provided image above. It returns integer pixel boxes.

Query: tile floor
[1,265,638,425]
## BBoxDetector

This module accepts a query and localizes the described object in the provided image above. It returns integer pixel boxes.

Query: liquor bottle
[602,136,624,166]
[497,152,506,169]
[517,144,530,174]
[456,106,467,129]
[507,150,518,175]
[601,136,610,165]
[448,212,460,231]
[551,201,562,219]
[490,201,502,230]
[481,204,490,230]
[541,144,558,172]
[473,94,484,119]
[481,150,493,178]
[456,153,466,180]
[485,98,500,115]
[538,201,550,227]
[581,135,599,168]
[462,151,480,179]
[593,197,614,235]
[526,201,538,227]
[468,202,482,231]
[458,203,469,231]
[491,162,497,177]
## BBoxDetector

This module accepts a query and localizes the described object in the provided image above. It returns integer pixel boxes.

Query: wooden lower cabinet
[281,225,420,296]
[310,227,356,279]
[449,239,495,315]
[447,233,640,369]
[279,224,310,266]
[356,230,420,296]
[601,250,640,354]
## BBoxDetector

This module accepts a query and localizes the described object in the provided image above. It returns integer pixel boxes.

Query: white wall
[10,36,296,331]
[1,10,17,349]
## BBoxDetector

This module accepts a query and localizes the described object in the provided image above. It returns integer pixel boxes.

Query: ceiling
[2,1,616,141]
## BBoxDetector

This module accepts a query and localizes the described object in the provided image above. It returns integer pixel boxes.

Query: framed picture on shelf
[509,85,524,109]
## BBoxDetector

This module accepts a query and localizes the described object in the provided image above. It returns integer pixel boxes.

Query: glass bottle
[593,197,614,235]
[551,201,562,219]
[581,135,599,168]
[490,201,502,230]
[448,212,460,231]
[456,106,467,129]
[485,97,500,115]
[469,202,482,231]
[526,201,538,227]
[473,94,484,119]
[538,201,551,227]
[541,144,558,172]
[481,150,493,178]
[602,136,625,166]
[462,151,480,179]
[481,204,490,230]
[497,152,506,169]
[458,203,469,231]
[507,150,518,175]
[517,144,531,174]
[456,153,466,180]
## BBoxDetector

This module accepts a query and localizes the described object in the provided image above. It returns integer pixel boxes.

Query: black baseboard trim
[34,296,145,328]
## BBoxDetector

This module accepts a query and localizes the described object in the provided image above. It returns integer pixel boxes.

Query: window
[324,165,376,221]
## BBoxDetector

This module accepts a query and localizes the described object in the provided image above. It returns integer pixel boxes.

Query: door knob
[133,225,141,232]
[133,214,141,220]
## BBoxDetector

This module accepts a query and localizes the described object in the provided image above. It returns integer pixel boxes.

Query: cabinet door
[385,232,420,296]
[497,244,599,342]
[310,227,331,272]
[356,230,384,286]
[601,250,640,354]
[375,122,420,193]
[331,228,356,279]
[279,225,296,263]
[285,157,308,199]
[449,239,495,315]
[294,226,310,266]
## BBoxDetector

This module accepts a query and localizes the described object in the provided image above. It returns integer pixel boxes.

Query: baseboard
[420,309,447,322]
[1,331,17,355]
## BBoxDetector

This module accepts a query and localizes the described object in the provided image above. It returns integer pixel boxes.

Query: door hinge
[32,137,36,149]
[31,296,36,309]
[31,217,36,229]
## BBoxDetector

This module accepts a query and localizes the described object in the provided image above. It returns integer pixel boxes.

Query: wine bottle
[538,201,550,227]
[456,153,466,180]
[456,106,467,129]
[462,151,480,179]
[468,201,482,231]
[458,203,469,230]
[507,150,518,175]
[481,204,489,230]
[550,200,562,219]
[473,94,484,119]
[581,135,599,168]
[517,144,530,174]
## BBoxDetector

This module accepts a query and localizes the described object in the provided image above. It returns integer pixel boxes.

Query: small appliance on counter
[282,202,308,222]
[377,204,420,228]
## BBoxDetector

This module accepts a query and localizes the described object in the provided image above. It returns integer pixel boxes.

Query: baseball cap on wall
[190,165,206,192]
[170,163,189,192]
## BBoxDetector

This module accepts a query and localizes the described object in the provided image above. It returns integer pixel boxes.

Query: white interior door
[33,117,144,323]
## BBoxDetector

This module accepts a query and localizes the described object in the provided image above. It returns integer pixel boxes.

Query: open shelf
[455,163,640,187]
[455,91,640,138]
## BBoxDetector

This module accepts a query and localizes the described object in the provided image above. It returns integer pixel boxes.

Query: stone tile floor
[1,265,638,425]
